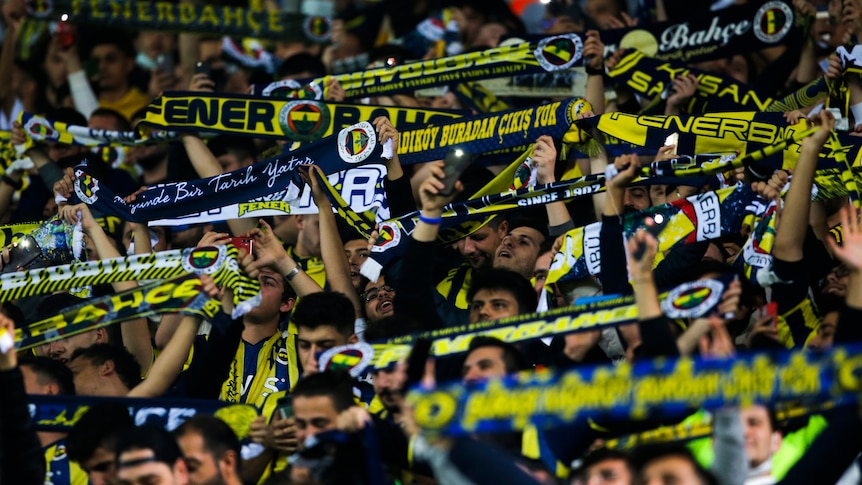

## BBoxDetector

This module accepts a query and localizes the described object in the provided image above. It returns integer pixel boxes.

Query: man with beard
[129,108,170,185]
[174,416,243,485]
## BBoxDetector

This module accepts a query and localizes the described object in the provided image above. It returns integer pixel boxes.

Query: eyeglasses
[362,285,395,302]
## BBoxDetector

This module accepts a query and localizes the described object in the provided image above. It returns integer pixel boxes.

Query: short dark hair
[116,426,184,468]
[70,343,141,390]
[207,135,258,164]
[90,107,132,130]
[20,356,75,395]
[290,370,355,413]
[277,53,326,79]
[174,415,242,474]
[468,268,538,315]
[90,29,136,58]
[465,336,527,374]
[631,443,718,485]
[67,402,135,463]
[291,292,355,337]
[573,448,633,478]
[363,314,421,342]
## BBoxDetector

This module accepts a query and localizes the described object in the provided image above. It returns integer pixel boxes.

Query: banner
[14,272,256,351]
[369,277,732,370]
[601,1,800,63]
[606,50,775,112]
[0,244,249,303]
[140,94,465,142]
[407,344,862,435]
[254,34,586,100]
[397,98,590,165]
[29,394,259,434]
[28,0,326,42]
[74,121,392,223]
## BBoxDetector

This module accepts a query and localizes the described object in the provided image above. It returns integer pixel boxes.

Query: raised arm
[583,31,606,116]
[245,219,323,297]
[59,202,155,376]
[130,314,202,398]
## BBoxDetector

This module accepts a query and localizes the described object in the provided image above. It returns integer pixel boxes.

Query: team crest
[564,98,592,125]
[52,444,68,461]
[373,222,401,251]
[73,171,100,204]
[337,121,377,164]
[24,116,58,142]
[661,278,725,319]
[25,0,53,17]
[181,246,226,274]
[276,347,290,365]
[318,343,374,377]
[511,159,535,190]
[753,1,793,43]
[262,79,323,100]
[278,100,331,142]
[303,15,332,42]
[534,34,582,72]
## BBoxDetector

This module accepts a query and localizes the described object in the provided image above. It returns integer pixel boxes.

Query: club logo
[73,170,100,204]
[374,222,401,251]
[318,343,374,377]
[534,34,583,72]
[754,1,793,43]
[276,347,290,365]
[564,98,592,126]
[25,0,53,17]
[24,117,58,141]
[303,15,332,42]
[337,121,376,164]
[181,246,226,274]
[262,79,323,100]
[511,160,534,190]
[661,278,725,319]
[278,100,331,141]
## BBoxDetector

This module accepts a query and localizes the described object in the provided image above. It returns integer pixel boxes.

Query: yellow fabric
[776,298,821,348]
[99,87,150,122]
[43,440,88,485]
[220,331,299,408]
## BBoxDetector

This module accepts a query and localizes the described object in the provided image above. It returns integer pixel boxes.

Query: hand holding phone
[439,148,474,196]
[633,214,665,261]
[230,237,254,255]
[194,61,211,78]
[276,394,293,420]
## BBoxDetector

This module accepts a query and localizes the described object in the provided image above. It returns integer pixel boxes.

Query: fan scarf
[73,121,392,223]
[18,112,177,147]
[397,97,591,165]
[27,0,324,42]
[14,272,258,351]
[370,276,733,370]
[600,1,800,64]
[29,394,260,452]
[253,34,586,100]
[407,344,862,435]
[140,94,465,142]
[0,244,254,303]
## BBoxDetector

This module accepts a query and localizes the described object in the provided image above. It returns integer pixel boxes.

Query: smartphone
[276,394,293,420]
[664,132,679,154]
[439,148,474,196]
[230,237,253,254]
[759,301,778,329]
[156,54,174,74]
[56,14,76,49]
[1,235,42,274]
[633,213,666,260]
[194,61,211,78]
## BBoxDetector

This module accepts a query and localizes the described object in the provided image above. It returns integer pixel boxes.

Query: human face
[494,227,544,279]
[81,446,118,485]
[373,362,407,410]
[298,325,350,377]
[297,215,321,258]
[91,44,133,92]
[47,142,87,164]
[344,239,369,290]
[623,187,651,213]
[293,395,339,446]
[533,251,553,295]
[639,455,703,485]
[44,41,68,88]
[741,405,780,468]
[67,356,103,396]
[807,311,838,352]
[459,223,506,269]
[470,288,520,323]
[580,458,632,485]
[40,329,104,365]
[21,365,54,395]
[244,267,292,324]
[452,6,485,46]
[462,346,507,383]
[363,276,395,322]
[177,432,222,485]
[821,264,850,298]
[117,448,186,485]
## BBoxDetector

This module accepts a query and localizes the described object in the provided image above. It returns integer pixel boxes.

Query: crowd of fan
[1,0,862,484]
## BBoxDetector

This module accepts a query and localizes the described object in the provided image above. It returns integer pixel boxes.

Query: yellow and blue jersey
[43,439,88,485]
[220,331,300,409]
